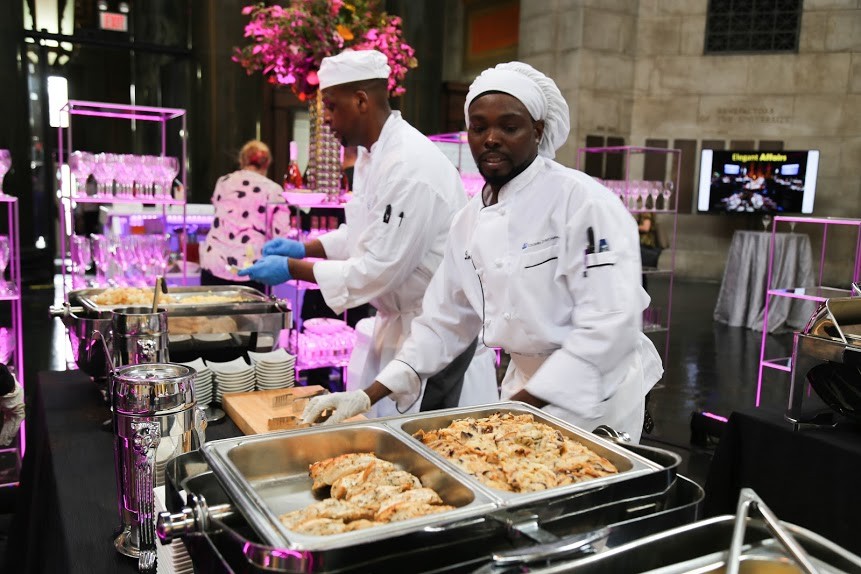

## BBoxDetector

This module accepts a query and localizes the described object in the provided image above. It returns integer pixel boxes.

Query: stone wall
[443,0,861,283]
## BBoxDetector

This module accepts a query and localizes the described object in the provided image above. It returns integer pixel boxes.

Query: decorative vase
[308,91,342,202]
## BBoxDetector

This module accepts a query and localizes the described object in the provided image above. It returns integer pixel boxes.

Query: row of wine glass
[597,179,675,211]
[69,233,172,289]
[67,151,180,199]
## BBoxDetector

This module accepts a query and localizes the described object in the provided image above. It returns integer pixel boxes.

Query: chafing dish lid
[112,363,196,415]
[803,296,861,346]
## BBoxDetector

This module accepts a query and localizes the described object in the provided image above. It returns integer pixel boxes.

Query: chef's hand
[262,238,306,259]
[301,390,371,425]
[237,255,292,285]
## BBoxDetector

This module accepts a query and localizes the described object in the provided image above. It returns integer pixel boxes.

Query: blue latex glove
[262,238,306,258]
[237,255,292,285]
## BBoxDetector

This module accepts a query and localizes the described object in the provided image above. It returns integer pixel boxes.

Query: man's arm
[311,180,448,314]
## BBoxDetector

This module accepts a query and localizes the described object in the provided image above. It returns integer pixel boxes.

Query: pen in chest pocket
[583,226,595,277]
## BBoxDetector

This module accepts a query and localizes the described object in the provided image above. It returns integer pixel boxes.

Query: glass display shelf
[766,286,854,301]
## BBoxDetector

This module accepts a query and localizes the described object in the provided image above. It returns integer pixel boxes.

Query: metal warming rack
[157,402,704,574]
[50,286,292,377]
[788,295,861,429]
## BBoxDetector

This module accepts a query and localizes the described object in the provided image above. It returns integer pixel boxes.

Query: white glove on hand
[301,390,371,425]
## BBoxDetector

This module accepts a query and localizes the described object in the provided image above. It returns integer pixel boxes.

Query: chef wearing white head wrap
[318,49,391,90]
[464,61,570,159]
[305,61,662,443]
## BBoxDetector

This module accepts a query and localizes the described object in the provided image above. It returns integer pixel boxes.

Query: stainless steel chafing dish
[788,296,861,429]
[50,286,292,378]
[524,489,861,574]
[157,403,704,573]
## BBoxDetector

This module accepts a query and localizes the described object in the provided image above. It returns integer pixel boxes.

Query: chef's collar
[359,111,401,157]
[482,154,545,207]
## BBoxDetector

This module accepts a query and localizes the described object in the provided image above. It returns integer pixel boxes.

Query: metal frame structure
[755,215,861,406]
[56,100,188,298]
[0,195,24,487]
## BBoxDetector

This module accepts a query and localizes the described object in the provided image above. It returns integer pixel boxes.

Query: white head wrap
[318,49,391,90]
[464,62,570,159]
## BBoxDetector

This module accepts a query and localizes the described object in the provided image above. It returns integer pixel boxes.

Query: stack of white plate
[248,348,296,390]
[206,357,255,402]
[178,358,214,407]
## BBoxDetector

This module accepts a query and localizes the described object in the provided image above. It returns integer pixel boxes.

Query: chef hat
[464,62,570,159]
[318,49,391,90]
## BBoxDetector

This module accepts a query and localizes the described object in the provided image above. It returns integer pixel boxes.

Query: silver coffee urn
[110,363,206,573]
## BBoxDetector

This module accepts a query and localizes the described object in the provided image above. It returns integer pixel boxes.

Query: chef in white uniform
[240,50,497,417]
[302,61,663,442]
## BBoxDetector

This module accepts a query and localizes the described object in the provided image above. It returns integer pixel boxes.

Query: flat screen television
[697,149,819,214]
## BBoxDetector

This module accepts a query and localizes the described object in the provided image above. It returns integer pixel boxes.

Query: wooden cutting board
[222,386,364,435]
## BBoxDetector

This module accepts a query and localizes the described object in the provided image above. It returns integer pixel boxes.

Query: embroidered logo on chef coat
[521,236,559,250]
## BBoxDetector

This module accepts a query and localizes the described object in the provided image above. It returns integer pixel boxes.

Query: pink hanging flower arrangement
[233,0,418,99]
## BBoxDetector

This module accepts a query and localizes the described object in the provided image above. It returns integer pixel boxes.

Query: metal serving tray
[74,285,271,315]
[201,421,498,551]
[526,515,861,574]
[390,402,664,506]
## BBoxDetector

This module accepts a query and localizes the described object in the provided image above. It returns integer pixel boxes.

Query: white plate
[206,357,251,373]
[247,348,295,363]
[178,358,207,372]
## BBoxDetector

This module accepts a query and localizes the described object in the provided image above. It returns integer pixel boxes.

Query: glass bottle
[284,141,304,190]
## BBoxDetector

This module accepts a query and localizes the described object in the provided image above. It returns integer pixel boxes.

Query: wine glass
[70,234,92,289]
[0,236,9,293]
[68,151,95,197]
[90,234,111,287]
[0,150,11,195]
[637,181,650,210]
[649,181,661,210]
[662,181,675,211]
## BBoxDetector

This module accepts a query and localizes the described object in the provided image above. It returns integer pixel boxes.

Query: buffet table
[3,370,241,574]
[703,407,861,555]
[713,230,815,332]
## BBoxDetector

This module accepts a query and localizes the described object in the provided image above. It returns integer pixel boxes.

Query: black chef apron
[419,337,479,412]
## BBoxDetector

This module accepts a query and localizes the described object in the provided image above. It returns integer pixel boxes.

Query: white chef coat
[0,380,24,447]
[314,112,497,417]
[376,155,663,442]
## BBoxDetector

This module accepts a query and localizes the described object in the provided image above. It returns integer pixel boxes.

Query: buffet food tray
[73,285,274,316]
[201,421,498,551]
[197,403,667,552]
[391,403,663,506]
[160,415,700,574]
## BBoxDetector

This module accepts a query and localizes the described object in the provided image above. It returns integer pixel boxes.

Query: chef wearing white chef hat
[303,61,663,442]
[241,49,498,417]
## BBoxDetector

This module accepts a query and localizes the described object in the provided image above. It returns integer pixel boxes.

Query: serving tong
[726,488,821,574]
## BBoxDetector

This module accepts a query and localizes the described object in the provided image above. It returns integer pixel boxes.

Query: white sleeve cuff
[376,360,423,412]
[318,226,349,260]
[312,260,350,314]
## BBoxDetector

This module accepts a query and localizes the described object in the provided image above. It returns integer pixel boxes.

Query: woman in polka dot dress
[199,140,288,291]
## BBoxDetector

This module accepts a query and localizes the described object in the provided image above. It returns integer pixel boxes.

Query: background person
[199,140,288,292]
[303,61,663,442]
[241,50,497,416]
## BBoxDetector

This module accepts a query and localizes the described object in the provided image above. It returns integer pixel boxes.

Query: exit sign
[99,12,128,32]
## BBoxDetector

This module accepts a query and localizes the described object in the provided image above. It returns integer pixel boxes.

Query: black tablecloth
[703,408,861,555]
[4,370,241,574]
